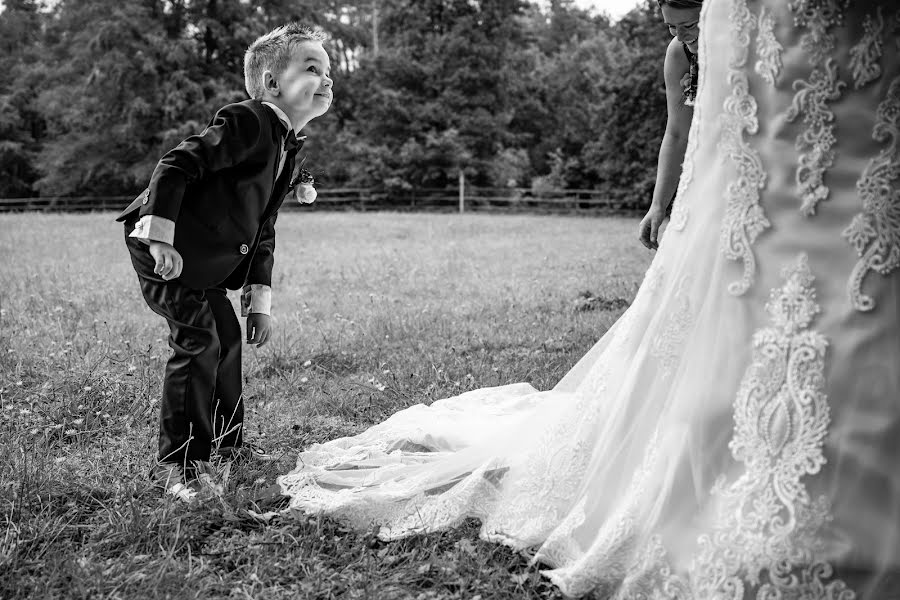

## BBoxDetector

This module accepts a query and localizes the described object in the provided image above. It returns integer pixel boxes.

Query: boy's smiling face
[264,40,333,129]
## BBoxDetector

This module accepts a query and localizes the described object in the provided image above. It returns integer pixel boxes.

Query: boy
[117,23,333,501]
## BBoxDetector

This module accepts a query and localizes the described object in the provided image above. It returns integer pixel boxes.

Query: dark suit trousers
[124,227,244,463]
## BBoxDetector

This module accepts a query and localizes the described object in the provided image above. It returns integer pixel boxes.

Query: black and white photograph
[2,0,899,597]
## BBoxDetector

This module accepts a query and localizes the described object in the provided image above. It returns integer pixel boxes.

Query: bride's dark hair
[656,0,703,7]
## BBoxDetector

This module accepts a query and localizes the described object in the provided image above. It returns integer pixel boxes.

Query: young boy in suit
[117,23,333,501]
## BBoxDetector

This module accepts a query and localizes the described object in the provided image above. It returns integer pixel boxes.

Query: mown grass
[0,211,648,599]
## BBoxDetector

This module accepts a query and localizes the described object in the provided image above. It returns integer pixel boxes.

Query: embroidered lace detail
[482,421,594,547]
[786,1,848,216]
[650,276,694,379]
[625,255,852,599]
[688,254,851,598]
[849,8,884,89]
[378,465,501,540]
[786,59,846,216]
[618,536,687,600]
[539,428,666,599]
[789,0,849,65]
[755,8,783,86]
[668,199,688,232]
[718,0,769,297]
[671,109,700,233]
[842,75,900,312]
[618,255,851,599]
[642,261,665,297]
[530,497,587,569]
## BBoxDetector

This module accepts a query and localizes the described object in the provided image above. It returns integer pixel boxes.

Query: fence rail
[0,187,643,214]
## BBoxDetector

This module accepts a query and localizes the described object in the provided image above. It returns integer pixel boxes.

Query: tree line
[0,0,671,205]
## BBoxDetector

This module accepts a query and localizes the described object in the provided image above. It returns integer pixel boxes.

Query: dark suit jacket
[116,99,300,290]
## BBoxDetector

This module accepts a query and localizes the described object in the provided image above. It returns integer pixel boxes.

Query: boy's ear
[263,70,279,96]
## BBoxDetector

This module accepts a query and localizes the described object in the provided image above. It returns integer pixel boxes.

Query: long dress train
[279,1,900,596]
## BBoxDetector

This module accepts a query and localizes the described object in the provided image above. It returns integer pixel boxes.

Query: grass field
[0,211,649,599]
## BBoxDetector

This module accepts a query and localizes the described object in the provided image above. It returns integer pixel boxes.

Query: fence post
[458,170,465,214]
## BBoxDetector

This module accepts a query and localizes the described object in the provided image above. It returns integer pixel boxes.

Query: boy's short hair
[656,0,703,7]
[244,23,328,99]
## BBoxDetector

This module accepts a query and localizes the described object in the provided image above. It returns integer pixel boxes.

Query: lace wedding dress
[280,1,900,596]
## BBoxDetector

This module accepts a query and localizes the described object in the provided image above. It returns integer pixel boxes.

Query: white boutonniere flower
[295,181,317,204]
[292,157,317,204]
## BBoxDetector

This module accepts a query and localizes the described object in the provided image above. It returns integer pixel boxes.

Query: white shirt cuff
[242,284,272,316]
[128,215,175,246]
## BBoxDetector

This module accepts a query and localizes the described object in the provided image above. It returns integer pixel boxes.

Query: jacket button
[239,243,249,255]
[142,192,149,205]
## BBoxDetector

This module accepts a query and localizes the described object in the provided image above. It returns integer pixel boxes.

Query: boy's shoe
[191,460,225,496]
[150,461,224,501]
[215,442,278,463]
[149,461,202,503]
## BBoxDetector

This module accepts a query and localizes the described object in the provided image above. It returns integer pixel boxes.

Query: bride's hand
[638,205,666,250]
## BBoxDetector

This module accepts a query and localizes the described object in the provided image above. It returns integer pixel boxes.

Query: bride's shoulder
[663,37,690,89]
[663,37,689,74]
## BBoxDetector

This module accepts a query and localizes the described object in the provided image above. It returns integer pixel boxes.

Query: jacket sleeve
[140,102,264,222]
[246,211,277,287]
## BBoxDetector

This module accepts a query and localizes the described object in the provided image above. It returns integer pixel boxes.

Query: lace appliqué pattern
[786,0,848,216]
[687,254,851,598]
[789,0,849,65]
[755,7,783,85]
[786,60,846,216]
[842,76,900,312]
[539,428,669,599]
[631,255,852,599]
[669,199,689,233]
[718,0,770,297]
[670,121,697,232]
[482,417,593,548]
[488,322,648,550]
[849,8,884,89]
[670,104,701,232]
[642,261,665,297]
[650,275,694,379]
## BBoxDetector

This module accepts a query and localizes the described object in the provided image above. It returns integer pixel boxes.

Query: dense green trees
[0,0,672,204]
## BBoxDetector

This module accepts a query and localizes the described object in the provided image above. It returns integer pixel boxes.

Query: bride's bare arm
[655,37,694,211]
[640,37,694,250]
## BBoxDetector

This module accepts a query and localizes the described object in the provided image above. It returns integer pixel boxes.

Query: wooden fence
[0,187,642,214]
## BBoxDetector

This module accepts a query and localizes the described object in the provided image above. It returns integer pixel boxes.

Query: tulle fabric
[280,1,900,596]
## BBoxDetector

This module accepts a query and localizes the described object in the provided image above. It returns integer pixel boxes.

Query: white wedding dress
[279,1,900,597]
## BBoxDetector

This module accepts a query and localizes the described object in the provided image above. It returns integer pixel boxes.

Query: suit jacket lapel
[258,106,295,222]
[262,149,297,222]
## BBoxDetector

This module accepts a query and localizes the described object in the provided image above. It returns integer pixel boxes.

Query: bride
[279,0,900,596]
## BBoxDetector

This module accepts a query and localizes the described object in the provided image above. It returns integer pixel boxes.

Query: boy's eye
[308,66,319,74]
